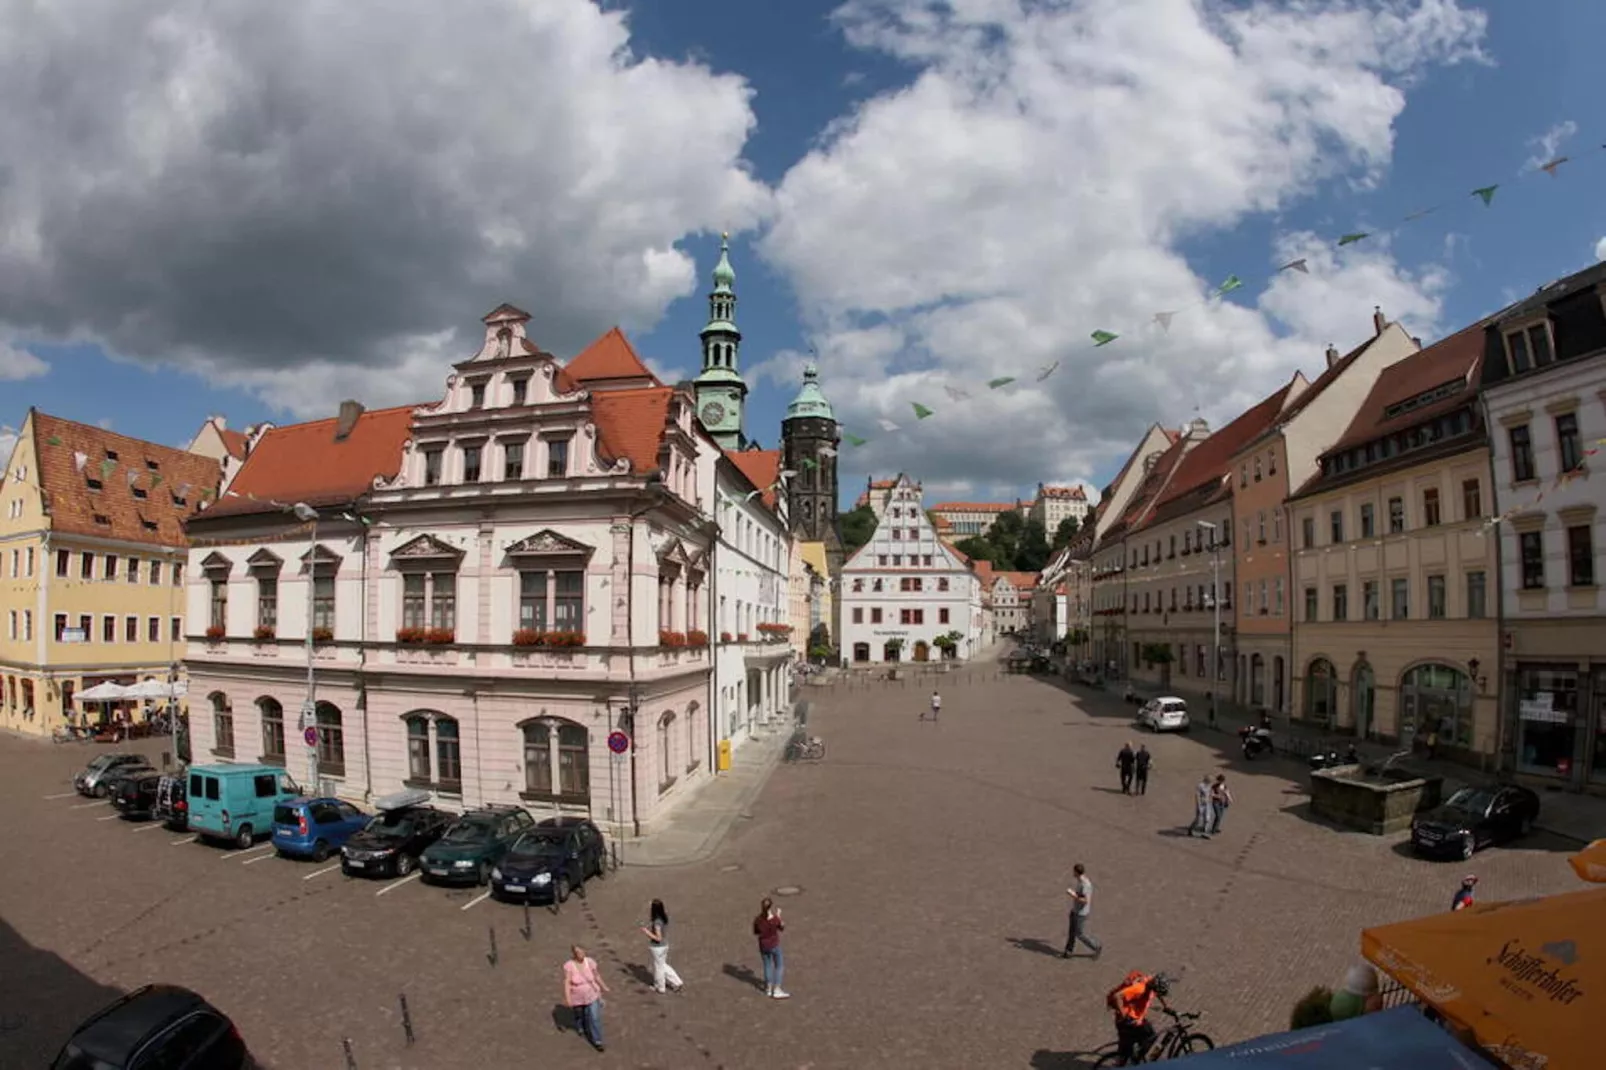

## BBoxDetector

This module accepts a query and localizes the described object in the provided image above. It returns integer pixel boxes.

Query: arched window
[406,715,431,782]
[1304,659,1336,726]
[658,711,676,789]
[521,720,590,803]
[436,718,461,787]
[211,691,234,756]
[1400,663,1473,749]
[853,642,870,662]
[258,697,285,763]
[315,701,345,775]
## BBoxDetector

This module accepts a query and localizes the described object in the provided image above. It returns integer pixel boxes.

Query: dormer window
[469,380,488,409]
[105,448,118,461]
[511,377,529,405]
[1504,323,1553,374]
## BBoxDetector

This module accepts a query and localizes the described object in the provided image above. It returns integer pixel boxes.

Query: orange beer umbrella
[1567,839,1606,883]
[1361,887,1602,1070]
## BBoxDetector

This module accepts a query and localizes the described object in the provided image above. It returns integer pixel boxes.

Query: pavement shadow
[1155,827,1207,839]
[1088,786,1130,795]
[0,916,126,1067]
[1005,936,1063,959]
[549,1002,580,1033]
[620,962,655,988]
[721,963,766,992]
[1029,1048,1104,1069]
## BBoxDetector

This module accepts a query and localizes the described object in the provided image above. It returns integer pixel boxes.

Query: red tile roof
[589,387,676,475]
[1100,436,1194,543]
[25,411,223,547]
[218,427,250,460]
[1039,485,1088,500]
[996,570,1037,590]
[727,448,782,509]
[203,405,415,517]
[1322,322,1488,456]
[565,327,657,385]
[868,479,897,489]
[1141,380,1301,528]
[932,516,955,532]
[932,501,1018,512]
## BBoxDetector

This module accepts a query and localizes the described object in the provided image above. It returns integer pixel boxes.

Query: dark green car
[419,805,536,885]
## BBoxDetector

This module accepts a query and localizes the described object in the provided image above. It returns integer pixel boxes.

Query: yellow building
[1287,326,1501,765]
[791,540,832,659]
[1,411,222,736]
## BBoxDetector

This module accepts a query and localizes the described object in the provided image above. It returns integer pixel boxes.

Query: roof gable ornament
[246,548,283,569]
[389,534,464,561]
[657,538,692,567]
[299,544,343,571]
[504,529,595,558]
[200,550,233,573]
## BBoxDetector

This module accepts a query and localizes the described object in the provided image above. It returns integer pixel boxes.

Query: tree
[1015,518,1051,572]
[1052,515,1080,549]
[840,505,877,555]
[954,535,996,563]
[984,511,1025,568]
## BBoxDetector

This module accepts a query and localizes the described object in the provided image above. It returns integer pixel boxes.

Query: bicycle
[784,736,825,762]
[1092,998,1214,1066]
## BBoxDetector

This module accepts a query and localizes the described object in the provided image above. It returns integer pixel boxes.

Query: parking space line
[226,843,274,860]
[303,864,340,882]
[69,801,104,810]
[96,813,123,822]
[459,891,491,912]
[243,853,276,866]
[133,823,167,833]
[44,791,77,800]
[376,872,421,897]
[171,835,198,846]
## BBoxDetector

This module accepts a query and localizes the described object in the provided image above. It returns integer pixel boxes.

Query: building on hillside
[182,305,721,837]
[1,411,222,736]
[989,571,1036,635]
[929,500,1024,537]
[853,478,898,518]
[840,475,983,663]
[1028,483,1091,534]
[781,364,844,647]
[1478,261,1606,788]
[1231,312,1421,718]
[1288,322,1499,763]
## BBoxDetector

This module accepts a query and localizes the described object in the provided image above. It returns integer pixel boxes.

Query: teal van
[187,765,303,848]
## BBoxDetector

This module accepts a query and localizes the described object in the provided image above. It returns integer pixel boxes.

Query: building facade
[2,412,221,737]
[1481,262,1606,788]
[929,500,1023,537]
[841,476,982,663]
[854,478,898,518]
[1288,324,1500,763]
[1028,483,1091,534]
[989,572,1036,635]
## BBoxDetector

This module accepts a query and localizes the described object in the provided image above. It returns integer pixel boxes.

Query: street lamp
[292,502,319,793]
[1197,520,1222,728]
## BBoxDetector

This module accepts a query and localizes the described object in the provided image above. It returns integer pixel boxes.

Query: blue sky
[2,0,1602,505]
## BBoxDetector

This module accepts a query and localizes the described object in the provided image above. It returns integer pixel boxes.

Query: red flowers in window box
[396,626,427,644]
[736,633,749,642]
[756,622,793,641]
[205,625,226,641]
[252,625,276,641]
[512,629,586,648]
[312,627,334,644]
[424,627,455,645]
[512,628,543,647]
[686,629,709,647]
[720,631,733,643]
[659,630,687,648]
[549,630,585,648]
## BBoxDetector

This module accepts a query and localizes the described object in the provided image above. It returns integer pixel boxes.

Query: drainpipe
[1481,424,1509,779]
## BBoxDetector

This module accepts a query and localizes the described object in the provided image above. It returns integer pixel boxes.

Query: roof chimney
[1325,344,1340,368]
[334,400,364,441]
[1372,305,1387,336]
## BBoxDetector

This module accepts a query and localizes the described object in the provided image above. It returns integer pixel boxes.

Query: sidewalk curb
[622,731,790,868]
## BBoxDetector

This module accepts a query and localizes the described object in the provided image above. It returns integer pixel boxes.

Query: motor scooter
[1239,724,1274,759]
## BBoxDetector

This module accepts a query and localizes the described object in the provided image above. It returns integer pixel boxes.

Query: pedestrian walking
[1188,774,1213,838]
[1062,862,1103,959]
[640,899,684,993]
[754,897,789,998]
[922,690,942,721]
[1209,774,1232,834]
[1134,744,1151,795]
[1451,874,1478,912]
[562,944,610,1052]
[1116,742,1136,794]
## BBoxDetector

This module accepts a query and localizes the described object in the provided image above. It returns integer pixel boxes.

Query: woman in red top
[753,897,789,999]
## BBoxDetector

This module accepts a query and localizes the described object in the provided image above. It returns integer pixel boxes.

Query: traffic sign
[607,730,630,754]
[303,726,319,747]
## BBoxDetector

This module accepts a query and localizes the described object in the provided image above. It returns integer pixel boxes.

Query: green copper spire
[785,362,835,421]
[695,231,747,450]
[711,231,735,293]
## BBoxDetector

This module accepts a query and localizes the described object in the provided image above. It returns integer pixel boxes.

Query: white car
[1138,697,1190,733]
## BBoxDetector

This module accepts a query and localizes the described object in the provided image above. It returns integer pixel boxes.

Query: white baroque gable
[844,476,964,571]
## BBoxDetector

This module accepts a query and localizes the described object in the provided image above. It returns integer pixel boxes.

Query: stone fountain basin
[1309,764,1444,835]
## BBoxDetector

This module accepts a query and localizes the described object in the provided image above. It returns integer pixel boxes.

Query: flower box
[549,630,585,648]
[659,630,687,648]
[424,627,455,645]
[736,633,749,642]
[720,632,733,643]
[205,625,226,641]
[312,627,334,644]
[252,625,276,641]
[512,628,543,647]
[396,626,427,644]
[686,630,709,647]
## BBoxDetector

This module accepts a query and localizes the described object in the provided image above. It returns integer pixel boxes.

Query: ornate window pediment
[300,544,342,573]
[504,529,594,558]
[245,548,282,571]
[389,534,465,563]
[657,539,692,568]
[201,551,233,573]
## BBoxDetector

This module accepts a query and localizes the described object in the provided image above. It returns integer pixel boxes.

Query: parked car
[73,754,150,798]
[340,789,454,879]
[49,983,253,1069]
[1137,696,1191,733]
[490,817,607,904]
[421,805,537,886]
[110,772,163,819]
[155,772,189,829]
[98,763,158,802]
[186,764,302,849]
[271,797,369,861]
[1411,784,1542,860]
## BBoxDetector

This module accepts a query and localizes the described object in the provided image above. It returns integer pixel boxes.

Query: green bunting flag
[1215,275,1243,296]
[1037,361,1060,382]
[150,474,164,488]
[47,435,63,446]
[1472,185,1498,206]
[987,376,1015,389]
[843,433,868,447]
[99,458,116,477]
[912,403,934,420]
[1091,330,1118,346]
[801,457,818,470]
[1403,207,1438,222]
[1337,232,1370,246]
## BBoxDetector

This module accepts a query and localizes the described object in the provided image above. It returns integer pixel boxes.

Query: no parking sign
[303,726,318,747]
[607,730,630,754]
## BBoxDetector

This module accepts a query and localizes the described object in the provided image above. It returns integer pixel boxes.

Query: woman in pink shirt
[562,943,611,1051]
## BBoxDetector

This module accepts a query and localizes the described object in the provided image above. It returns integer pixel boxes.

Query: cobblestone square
[0,665,1584,1069]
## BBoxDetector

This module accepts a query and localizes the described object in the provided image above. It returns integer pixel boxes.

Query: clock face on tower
[700,401,727,426]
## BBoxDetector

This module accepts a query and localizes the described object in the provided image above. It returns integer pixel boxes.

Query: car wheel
[92,782,108,799]
[1460,835,1476,860]
[235,825,254,850]
[557,877,571,904]
[592,853,605,879]
[311,840,330,863]
[395,853,416,877]
[477,861,491,887]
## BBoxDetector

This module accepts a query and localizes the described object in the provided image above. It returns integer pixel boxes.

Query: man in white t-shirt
[922,691,941,722]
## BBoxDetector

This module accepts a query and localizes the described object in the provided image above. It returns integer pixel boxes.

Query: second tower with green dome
[781,362,841,547]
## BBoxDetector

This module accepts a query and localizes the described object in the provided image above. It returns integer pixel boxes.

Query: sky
[2,0,1603,510]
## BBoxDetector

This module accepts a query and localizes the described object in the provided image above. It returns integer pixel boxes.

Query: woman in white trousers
[641,899,684,993]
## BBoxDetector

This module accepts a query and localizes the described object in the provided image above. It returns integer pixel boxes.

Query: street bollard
[342,1038,357,1070]
[487,925,498,967]
[399,993,415,1045]
[522,901,532,940]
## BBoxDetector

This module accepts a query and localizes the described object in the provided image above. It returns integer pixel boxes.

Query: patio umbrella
[1567,839,1606,883]
[122,679,175,700]
[1171,1005,1495,1068]
[1362,887,1603,1070]
[76,681,129,702]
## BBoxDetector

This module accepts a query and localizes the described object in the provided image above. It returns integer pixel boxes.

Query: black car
[490,817,607,904]
[97,763,158,803]
[111,772,163,819]
[50,983,253,1069]
[155,773,188,829]
[1411,784,1542,859]
[73,754,150,798]
[340,789,455,879]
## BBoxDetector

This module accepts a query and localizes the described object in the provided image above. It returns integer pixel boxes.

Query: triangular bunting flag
[1214,275,1243,296]
[843,433,867,447]
[126,469,139,487]
[1337,232,1370,246]
[801,457,818,470]
[877,418,900,433]
[1153,312,1175,332]
[987,377,1016,389]
[1540,156,1569,177]
[1471,185,1498,206]
[943,385,970,402]
[199,488,213,499]
[1036,361,1060,381]
[818,446,838,458]
[745,489,763,502]
[912,403,934,420]
[1402,206,1438,223]
[1091,330,1118,346]
[99,458,116,477]
[72,451,88,473]
[1278,259,1308,275]
[47,436,63,446]
[178,483,192,498]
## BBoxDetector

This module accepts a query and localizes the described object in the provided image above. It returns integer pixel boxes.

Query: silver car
[73,753,151,798]
[1138,697,1191,733]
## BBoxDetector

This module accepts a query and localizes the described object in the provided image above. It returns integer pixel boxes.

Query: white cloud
[760,0,1485,491]
[0,427,17,468]
[1594,236,1606,262]
[1524,119,1577,171]
[0,340,47,381]
[0,0,771,418]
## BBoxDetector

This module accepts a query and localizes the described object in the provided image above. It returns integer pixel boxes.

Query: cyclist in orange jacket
[1106,970,1166,1064]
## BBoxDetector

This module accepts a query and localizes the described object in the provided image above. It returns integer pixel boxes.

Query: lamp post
[292,502,320,792]
[1197,520,1222,728]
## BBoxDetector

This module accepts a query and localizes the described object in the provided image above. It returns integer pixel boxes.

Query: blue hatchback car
[271,797,369,861]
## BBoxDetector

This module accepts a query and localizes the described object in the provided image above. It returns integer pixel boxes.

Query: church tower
[781,363,840,543]
[693,233,748,450]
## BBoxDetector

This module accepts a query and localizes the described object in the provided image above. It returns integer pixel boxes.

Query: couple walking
[560,899,686,1053]
[1115,742,1151,794]
[1188,774,1232,837]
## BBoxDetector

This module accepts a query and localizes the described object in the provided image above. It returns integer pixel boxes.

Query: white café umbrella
[122,679,175,700]
[76,681,130,702]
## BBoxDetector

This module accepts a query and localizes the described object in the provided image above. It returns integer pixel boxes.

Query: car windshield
[508,835,565,859]
[442,819,493,844]
[366,813,417,840]
[1447,788,1496,814]
[273,806,302,826]
[87,756,113,772]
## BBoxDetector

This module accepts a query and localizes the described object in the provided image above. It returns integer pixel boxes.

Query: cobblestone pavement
[0,665,1586,1070]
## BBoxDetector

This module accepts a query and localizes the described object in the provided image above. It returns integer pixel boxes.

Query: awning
[1171,1005,1494,1068]
[1362,887,1602,1070]
[1567,839,1606,884]
[76,682,130,702]
[122,680,176,700]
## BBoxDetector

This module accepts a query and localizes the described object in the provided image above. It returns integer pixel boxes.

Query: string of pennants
[1484,437,1606,529]
[823,140,1605,450]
